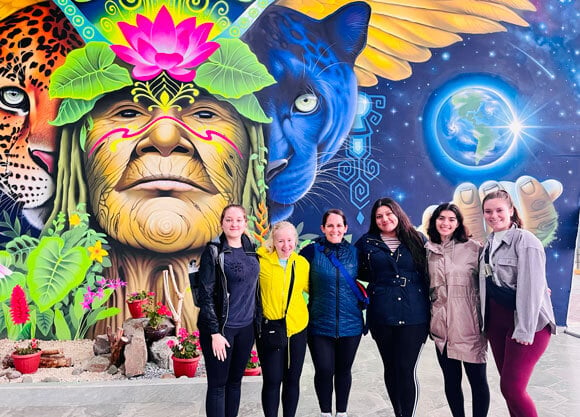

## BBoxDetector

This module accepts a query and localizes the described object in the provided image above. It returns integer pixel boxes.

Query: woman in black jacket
[197,204,261,417]
[355,198,429,417]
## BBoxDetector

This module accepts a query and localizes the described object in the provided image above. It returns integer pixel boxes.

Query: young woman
[257,221,310,417]
[196,204,261,417]
[426,203,489,417]
[480,190,556,417]
[355,197,429,417]
[300,209,364,417]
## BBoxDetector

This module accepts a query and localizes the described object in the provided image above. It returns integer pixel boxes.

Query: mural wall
[0,0,577,339]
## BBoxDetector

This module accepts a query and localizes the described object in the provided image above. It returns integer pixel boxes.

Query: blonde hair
[264,221,298,253]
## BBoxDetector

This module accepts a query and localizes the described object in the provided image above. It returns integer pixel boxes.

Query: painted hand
[421,175,562,246]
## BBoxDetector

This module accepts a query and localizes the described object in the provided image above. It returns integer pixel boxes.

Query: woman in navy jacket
[355,198,429,417]
[301,209,364,417]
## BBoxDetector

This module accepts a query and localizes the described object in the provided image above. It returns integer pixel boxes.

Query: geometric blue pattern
[337,93,386,224]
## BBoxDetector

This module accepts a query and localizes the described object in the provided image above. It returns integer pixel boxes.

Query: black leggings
[257,329,307,417]
[371,323,428,417]
[199,324,255,417]
[307,334,362,414]
[436,346,490,417]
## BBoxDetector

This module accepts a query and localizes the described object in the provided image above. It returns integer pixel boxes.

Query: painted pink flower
[10,285,29,325]
[110,5,220,82]
[0,264,13,279]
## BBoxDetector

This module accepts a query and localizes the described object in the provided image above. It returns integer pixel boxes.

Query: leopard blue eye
[0,87,29,115]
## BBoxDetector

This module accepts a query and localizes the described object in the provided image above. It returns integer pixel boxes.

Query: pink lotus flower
[110,5,219,82]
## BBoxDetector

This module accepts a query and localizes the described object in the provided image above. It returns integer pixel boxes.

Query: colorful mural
[0,0,577,339]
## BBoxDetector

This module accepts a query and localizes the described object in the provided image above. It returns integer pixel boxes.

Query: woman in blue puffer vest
[300,209,364,417]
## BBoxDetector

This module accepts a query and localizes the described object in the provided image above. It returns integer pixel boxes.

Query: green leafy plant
[13,338,41,355]
[144,302,172,329]
[246,349,260,369]
[167,328,200,359]
[0,204,122,340]
[127,290,155,303]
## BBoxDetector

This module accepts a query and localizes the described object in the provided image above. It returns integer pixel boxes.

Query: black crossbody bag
[261,263,295,349]
[484,245,516,310]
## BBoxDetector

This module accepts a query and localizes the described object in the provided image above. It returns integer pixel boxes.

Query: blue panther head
[243,3,370,221]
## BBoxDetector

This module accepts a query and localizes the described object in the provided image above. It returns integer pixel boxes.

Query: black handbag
[261,264,295,349]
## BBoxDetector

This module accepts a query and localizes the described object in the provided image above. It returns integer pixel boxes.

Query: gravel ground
[0,338,206,384]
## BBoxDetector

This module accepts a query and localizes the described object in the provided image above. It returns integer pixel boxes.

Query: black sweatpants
[257,329,307,417]
[307,333,362,414]
[371,323,428,417]
[199,324,255,417]
[435,346,490,417]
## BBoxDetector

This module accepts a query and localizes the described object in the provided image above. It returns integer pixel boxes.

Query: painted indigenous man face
[83,90,250,252]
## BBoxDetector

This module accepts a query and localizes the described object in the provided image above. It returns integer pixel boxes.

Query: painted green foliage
[196,38,276,99]
[49,42,133,127]
[0,206,121,340]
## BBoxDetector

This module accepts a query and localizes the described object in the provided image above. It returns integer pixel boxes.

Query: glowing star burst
[110,5,220,82]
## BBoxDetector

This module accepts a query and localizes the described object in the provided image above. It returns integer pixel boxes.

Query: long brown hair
[368,198,426,274]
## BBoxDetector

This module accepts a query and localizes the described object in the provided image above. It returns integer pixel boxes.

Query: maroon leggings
[486,298,551,417]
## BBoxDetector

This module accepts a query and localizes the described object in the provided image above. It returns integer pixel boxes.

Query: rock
[150,337,176,369]
[21,375,33,383]
[86,355,110,373]
[41,376,61,383]
[123,320,147,377]
[72,367,84,376]
[161,373,176,379]
[93,335,111,355]
[6,370,22,380]
[2,354,10,368]
[0,369,8,377]
[107,365,118,375]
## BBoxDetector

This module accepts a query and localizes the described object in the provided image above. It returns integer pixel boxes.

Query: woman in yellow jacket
[257,221,310,417]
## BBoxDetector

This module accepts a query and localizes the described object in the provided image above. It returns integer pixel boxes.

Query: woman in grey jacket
[480,190,556,417]
[426,203,489,417]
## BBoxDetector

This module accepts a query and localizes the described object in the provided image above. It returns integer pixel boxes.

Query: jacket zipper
[336,258,340,338]
[219,251,229,335]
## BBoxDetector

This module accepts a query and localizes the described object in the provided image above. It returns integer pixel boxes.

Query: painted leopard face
[0,2,83,227]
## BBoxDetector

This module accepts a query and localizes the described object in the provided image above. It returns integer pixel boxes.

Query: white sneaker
[320,413,332,417]
[336,413,348,417]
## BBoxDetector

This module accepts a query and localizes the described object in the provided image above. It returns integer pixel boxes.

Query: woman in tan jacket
[426,203,489,417]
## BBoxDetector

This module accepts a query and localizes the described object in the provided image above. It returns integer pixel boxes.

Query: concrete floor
[1,328,579,417]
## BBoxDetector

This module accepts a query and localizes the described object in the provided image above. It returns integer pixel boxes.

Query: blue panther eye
[294,93,318,113]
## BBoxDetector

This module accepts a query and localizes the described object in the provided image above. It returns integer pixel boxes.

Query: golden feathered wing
[277,0,536,86]
[0,0,40,21]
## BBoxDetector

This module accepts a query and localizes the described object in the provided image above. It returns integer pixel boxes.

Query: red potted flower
[167,328,201,378]
[11,339,42,374]
[244,349,261,376]
[126,290,155,318]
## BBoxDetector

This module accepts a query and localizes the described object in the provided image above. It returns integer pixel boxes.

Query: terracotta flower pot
[244,366,261,376]
[172,355,201,378]
[11,351,42,374]
[127,299,147,318]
